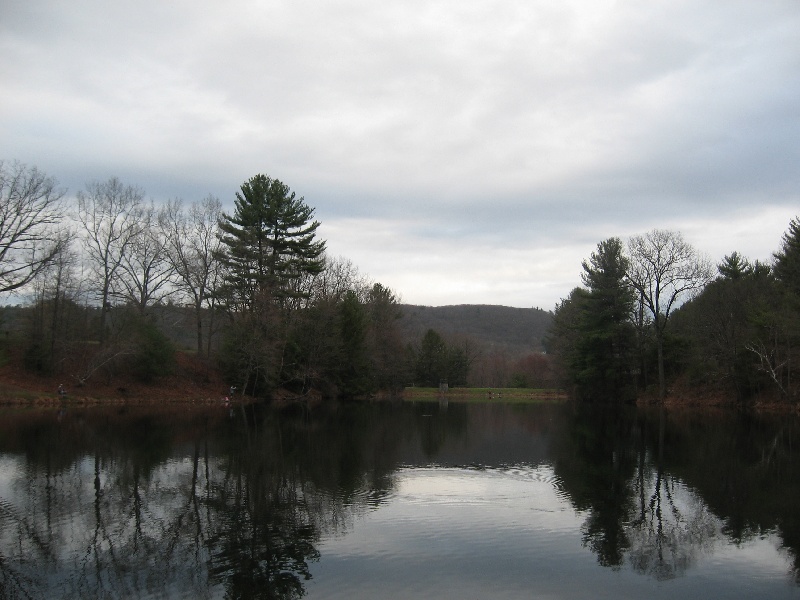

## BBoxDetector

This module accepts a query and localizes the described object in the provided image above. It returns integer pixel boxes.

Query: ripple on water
[390,464,569,511]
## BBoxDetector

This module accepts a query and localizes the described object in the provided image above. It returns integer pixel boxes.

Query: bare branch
[745,341,788,397]
[627,229,713,399]
[76,177,145,343]
[0,161,67,293]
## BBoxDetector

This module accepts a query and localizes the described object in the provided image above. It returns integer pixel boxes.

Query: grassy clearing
[402,387,567,403]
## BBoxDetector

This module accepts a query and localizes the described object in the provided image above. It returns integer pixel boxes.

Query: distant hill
[397,304,553,356]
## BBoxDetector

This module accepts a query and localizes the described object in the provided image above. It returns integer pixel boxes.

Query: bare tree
[310,255,371,303]
[77,177,145,344]
[161,196,223,356]
[27,234,83,372]
[627,229,713,400]
[0,161,69,293]
[118,201,175,312]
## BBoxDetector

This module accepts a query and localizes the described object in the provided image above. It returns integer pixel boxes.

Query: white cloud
[1,0,798,308]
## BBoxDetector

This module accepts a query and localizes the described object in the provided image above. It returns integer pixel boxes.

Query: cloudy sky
[2,0,798,310]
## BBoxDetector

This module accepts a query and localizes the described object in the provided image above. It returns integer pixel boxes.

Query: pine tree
[215,174,326,395]
[338,290,370,397]
[549,238,637,402]
[718,252,753,280]
[773,217,800,297]
[578,238,637,401]
[216,174,325,310]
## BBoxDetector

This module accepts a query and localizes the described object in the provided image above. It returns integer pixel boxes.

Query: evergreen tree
[770,217,800,397]
[549,238,637,402]
[216,174,325,310]
[414,329,448,387]
[578,238,637,401]
[445,344,469,386]
[671,258,774,401]
[338,290,370,397]
[576,238,634,400]
[365,283,406,392]
[582,238,634,326]
[215,174,325,395]
[718,252,753,280]
[773,217,800,297]
[411,328,469,387]
[547,287,589,392]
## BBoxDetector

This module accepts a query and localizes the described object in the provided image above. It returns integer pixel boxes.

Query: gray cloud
[2,0,798,309]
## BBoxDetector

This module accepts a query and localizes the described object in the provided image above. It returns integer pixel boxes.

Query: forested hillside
[398,304,552,355]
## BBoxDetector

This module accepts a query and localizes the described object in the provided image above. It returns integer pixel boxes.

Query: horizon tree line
[5,159,799,403]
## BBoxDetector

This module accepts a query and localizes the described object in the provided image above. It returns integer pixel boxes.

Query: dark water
[0,400,798,599]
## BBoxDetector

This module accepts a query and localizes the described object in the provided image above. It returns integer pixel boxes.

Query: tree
[279,255,368,396]
[309,255,369,304]
[414,329,448,387]
[0,161,68,293]
[773,217,800,297]
[216,174,326,310]
[125,311,176,382]
[365,282,406,392]
[23,237,83,374]
[547,287,587,392]
[718,251,754,280]
[117,201,175,312]
[579,238,637,401]
[765,217,800,397]
[338,290,370,397]
[671,255,773,401]
[548,239,636,402]
[215,174,326,394]
[411,329,468,387]
[162,196,223,356]
[626,229,713,400]
[445,344,468,387]
[77,177,145,344]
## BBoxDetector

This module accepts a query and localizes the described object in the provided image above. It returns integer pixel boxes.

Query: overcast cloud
[2,0,798,309]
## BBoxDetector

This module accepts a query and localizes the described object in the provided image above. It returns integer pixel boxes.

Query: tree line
[0,160,409,398]
[8,158,794,403]
[548,222,800,404]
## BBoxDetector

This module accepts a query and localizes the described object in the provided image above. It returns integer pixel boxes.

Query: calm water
[0,400,798,599]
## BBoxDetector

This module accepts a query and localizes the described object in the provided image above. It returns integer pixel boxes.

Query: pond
[0,400,798,599]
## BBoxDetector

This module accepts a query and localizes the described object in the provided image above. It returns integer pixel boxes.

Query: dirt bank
[0,349,234,405]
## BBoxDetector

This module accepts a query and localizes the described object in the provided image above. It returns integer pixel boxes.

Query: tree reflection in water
[0,401,798,598]
[205,408,320,599]
[626,455,718,580]
[553,403,800,582]
[0,406,328,599]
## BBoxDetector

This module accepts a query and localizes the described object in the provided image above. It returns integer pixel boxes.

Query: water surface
[0,401,797,598]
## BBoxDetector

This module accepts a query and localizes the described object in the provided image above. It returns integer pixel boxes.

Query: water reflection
[0,401,797,598]
[551,403,800,584]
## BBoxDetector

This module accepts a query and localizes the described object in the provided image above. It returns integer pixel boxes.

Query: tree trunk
[195,300,204,356]
[656,328,666,401]
[100,281,111,346]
